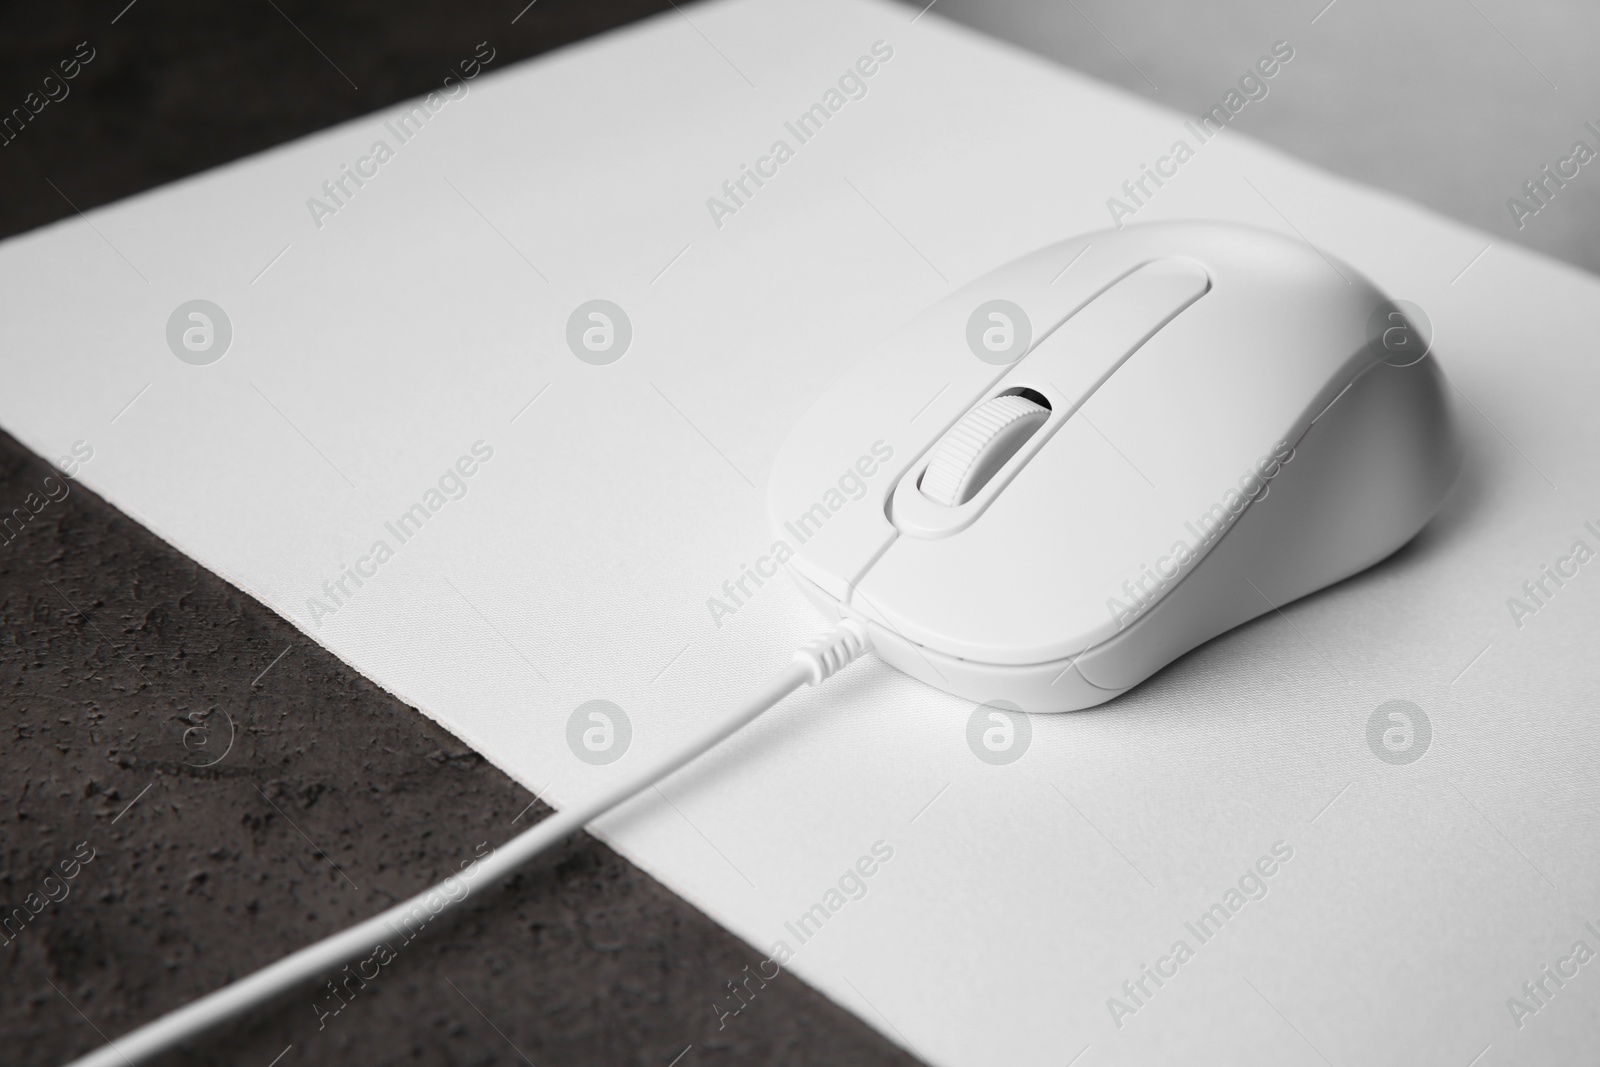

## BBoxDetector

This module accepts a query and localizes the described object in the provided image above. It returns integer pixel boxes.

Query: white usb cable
[66,619,873,1067]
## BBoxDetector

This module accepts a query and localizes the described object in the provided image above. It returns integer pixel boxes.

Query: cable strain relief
[793,618,873,686]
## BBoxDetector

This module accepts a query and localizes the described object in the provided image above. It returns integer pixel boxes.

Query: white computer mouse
[768,220,1461,712]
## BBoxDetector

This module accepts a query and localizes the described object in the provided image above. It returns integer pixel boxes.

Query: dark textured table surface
[0,5,924,1064]
[1,1,1596,1065]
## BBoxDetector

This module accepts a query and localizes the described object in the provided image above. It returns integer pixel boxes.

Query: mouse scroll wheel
[919,394,1050,507]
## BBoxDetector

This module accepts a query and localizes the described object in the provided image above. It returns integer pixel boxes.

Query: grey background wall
[915,0,1600,273]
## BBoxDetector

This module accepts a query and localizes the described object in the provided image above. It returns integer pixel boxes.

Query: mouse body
[768,221,1460,712]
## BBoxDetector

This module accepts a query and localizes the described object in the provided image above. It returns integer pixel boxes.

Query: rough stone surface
[0,4,918,1064]
[0,433,918,1067]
